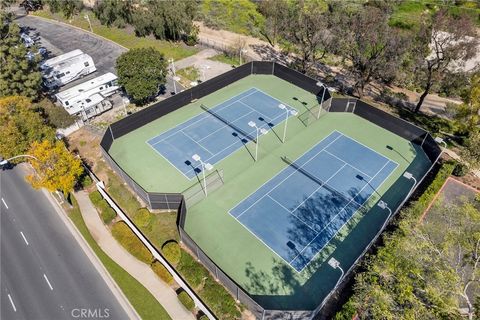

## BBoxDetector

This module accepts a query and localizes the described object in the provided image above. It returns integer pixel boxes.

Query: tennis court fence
[100,62,442,319]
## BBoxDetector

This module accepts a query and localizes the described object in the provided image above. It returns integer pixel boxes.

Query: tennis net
[281,155,362,207]
[200,104,257,143]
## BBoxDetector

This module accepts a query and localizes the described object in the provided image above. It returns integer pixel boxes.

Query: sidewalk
[74,191,195,320]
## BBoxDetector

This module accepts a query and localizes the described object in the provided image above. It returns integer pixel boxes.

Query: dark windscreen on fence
[353,100,427,144]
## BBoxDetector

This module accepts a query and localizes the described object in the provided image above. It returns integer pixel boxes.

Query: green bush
[89,190,103,204]
[151,261,174,285]
[79,174,93,188]
[162,241,181,266]
[177,250,209,289]
[112,221,153,264]
[198,315,209,320]
[199,277,241,320]
[452,162,469,177]
[133,208,153,229]
[177,291,195,311]
[101,206,117,224]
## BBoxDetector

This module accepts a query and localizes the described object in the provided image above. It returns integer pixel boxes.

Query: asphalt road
[15,14,183,96]
[0,166,129,320]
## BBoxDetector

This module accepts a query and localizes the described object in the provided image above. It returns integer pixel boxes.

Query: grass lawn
[32,10,198,60]
[208,53,240,67]
[176,66,201,87]
[67,196,171,320]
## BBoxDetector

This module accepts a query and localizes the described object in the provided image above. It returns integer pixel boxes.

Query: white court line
[20,232,29,245]
[196,109,256,143]
[233,133,343,219]
[290,159,392,271]
[238,100,271,121]
[43,274,53,290]
[266,195,318,234]
[2,198,8,209]
[323,149,373,180]
[181,101,297,178]
[7,294,16,312]
[147,88,260,146]
[178,131,214,156]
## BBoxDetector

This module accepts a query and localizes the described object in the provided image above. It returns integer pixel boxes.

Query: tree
[0,96,55,160]
[412,10,478,113]
[257,0,289,46]
[0,12,42,100]
[339,199,480,319]
[334,5,407,98]
[26,140,83,195]
[44,0,83,19]
[116,48,167,104]
[36,98,77,128]
[461,130,480,171]
[453,73,480,131]
[274,0,332,74]
[93,0,134,28]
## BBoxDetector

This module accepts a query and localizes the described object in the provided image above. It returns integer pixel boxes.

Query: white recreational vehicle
[42,50,96,89]
[55,73,120,120]
[40,49,83,71]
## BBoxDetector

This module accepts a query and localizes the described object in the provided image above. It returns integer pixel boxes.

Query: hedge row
[89,191,117,224]
[151,260,174,285]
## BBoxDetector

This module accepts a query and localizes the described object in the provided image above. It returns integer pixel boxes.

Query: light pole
[377,200,393,231]
[0,154,39,166]
[403,171,417,197]
[434,136,447,149]
[328,257,345,287]
[169,58,179,94]
[315,81,327,119]
[84,14,93,33]
[248,121,268,162]
[191,154,213,196]
[277,104,298,143]
[239,48,248,65]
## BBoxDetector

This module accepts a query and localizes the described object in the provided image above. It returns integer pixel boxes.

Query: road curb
[41,186,140,320]
[27,14,128,51]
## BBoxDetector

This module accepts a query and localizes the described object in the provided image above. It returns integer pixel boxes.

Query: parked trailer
[40,49,83,71]
[70,93,113,121]
[55,73,119,109]
[42,53,96,89]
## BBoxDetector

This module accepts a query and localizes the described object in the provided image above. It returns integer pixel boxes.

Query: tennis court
[146,87,297,179]
[230,131,398,272]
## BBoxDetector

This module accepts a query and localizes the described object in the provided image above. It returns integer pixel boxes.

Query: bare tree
[334,5,407,98]
[412,10,478,113]
[274,0,332,74]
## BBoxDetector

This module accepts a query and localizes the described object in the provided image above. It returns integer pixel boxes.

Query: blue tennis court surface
[147,88,296,179]
[229,131,398,272]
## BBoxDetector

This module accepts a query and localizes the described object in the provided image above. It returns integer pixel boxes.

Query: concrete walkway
[74,191,194,320]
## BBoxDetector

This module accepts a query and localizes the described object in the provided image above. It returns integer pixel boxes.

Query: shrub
[133,208,152,229]
[177,291,195,311]
[89,190,103,205]
[112,221,153,264]
[452,162,469,177]
[162,241,181,266]
[199,277,241,320]
[177,250,209,289]
[101,206,117,224]
[151,261,174,285]
[79,174,93,188]
[198,315,209,320]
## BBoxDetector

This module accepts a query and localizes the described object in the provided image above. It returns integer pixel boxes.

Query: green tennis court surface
[108,74,433,310]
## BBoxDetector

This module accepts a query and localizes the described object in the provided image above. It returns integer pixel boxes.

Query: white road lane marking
[1,198,8,209]
[8,294,17,312]
[43,274,53,290]
[20,232,29,245]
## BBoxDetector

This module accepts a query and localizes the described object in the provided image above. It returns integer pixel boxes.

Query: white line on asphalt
[20,232,29,245]
[7,294,17,312]
[43,274,53,290]
[1,198,8,209]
